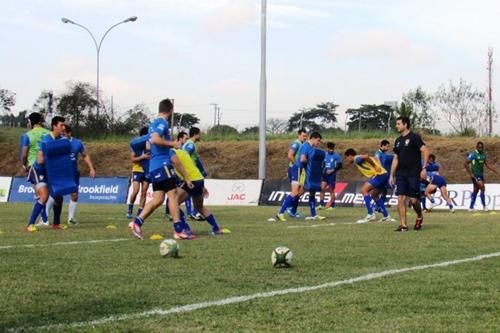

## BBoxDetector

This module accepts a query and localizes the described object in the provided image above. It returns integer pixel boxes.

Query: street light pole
[61,16,137,117]
[258,0,267,180]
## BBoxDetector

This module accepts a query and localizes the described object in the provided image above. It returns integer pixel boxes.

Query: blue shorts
[321,173,336,187]
[431,175,447,187]
[181,180,204,197]
[368,173,389,190]
[149,165,175,184]
[27,166,47,188]
[288,165,300,183]
[395,176,420,198]
[472,175,484,183]
[132,171,151,183]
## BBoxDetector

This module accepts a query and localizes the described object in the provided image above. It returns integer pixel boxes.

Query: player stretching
[374,140,394,209]
[126,126,151,219]
[464,141,499,211]
[183,127,207,220]
[424,174,455,213]
[420,154,440,211]
[276,128,308,221]
[344,149,393,223]
[129,99,193,240]
[389,116,429,232]
[318,142,342,210]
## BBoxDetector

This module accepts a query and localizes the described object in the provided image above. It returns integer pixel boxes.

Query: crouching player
[344,149,393,223]
[173,148,230,236]
[424,174,455,213]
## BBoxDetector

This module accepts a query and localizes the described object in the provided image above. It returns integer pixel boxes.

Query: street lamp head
[124,16,138,23]
[61,17,74,24]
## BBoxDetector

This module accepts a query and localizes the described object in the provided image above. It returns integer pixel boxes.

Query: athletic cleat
[126,213,133,219]
[428,202,438,210]
[312,215,326,220]
[52,224,61,230]
[380,216,396,222]
[35,220,50,227]
[173,231,195,240]
[468,208,475,212]
[414,217,423,230]
[357,214,376,224]
[25,225,37,232]
[286,208,303,218]
[68,218,78,225]
[325,206,336,211]
[450,208,455,213]
[394,225,408,232]
[483,207,490,212]
[276,213,287,222]
[193,213,205,221]
[128,221,144,240]
[210,228,231,236]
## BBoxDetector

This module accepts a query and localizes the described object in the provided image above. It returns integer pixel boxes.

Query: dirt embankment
[1,137,499,182]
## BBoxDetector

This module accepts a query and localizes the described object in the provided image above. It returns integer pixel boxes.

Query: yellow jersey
[173,149,204,181]
[354,155,387,178]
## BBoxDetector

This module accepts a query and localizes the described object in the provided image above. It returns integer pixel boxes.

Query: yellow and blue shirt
[354,155,387,178]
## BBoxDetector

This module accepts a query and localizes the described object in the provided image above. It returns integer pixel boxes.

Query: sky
[1,0,500,132]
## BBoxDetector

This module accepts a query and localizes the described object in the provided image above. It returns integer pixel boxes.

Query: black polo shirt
[393,131,425,177]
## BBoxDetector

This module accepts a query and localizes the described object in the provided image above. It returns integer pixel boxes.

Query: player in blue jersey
[164,131,189,219]
[318,142,342,210]
[300,132,326,220]
[25,116,67,232]
[420,154,439,211]
[183,127,206,221]
[129,99,193,240]
[464,141,499,211]
[424,173,455,213]
[374,140,394,209]
[127,126,151,219]
[276,129,308,221]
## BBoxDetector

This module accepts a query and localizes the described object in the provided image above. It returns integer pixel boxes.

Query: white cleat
[483,207,490,212]
[357,214,376,224]
[380,216,396,222]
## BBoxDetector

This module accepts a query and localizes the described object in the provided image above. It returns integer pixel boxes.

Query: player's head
[396,116,410,133]
[309,132,322,147]
[27,112,43,128]
[64,124,72,138]
[51,116,66,136]
[297,128,307,143]
[326,142,335,152]
[139,126,148,136]
[158,99,174,120]
[476,141,484,152]
[177,131,188,145]
[189,127,201,141]
[380,139,390,152]
[344,148,357,164]
[429,154,435,163]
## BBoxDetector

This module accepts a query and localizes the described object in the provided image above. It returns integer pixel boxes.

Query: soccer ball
[271,246,293,267]
[159,239,179,258]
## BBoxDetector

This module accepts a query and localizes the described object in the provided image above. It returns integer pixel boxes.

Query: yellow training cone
[105,225,117,229]
[150,234,164,240]
[490,211,497,215]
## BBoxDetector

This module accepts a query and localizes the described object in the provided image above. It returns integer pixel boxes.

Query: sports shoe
[128,221,144,240]
[286,208,303,218]
[52,224,61,230]
[325,206,336,211]
[468,208,475,212]
[450,208,455,213]
[210,228,231,236]
[193,213,205,221]
[414,217,423,230]
[276,213,287,222]
[68,218,78,225]
[483,207,490,212]
[356,214,376,224]
[428,202,438,210]
[35,220,50,227]
[311,215,326,220]
[380,216,395,222]
[394,225,408,232]
[25,225,37,232]
[173,230,195,240]
[126,213,133,219]
[317,205,325,211]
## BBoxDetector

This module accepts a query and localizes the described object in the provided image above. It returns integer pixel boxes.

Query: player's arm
[150,132,180,149]
[464,156,473,178]
[81,151,96,178]
[389,154,398,186]
[287,148,296,164]
[130,151,148,163]
[361,155,382,172]
[37,150,44,165]
[485,160,499,176]
[19,135,30,169]
[170,154,194,188]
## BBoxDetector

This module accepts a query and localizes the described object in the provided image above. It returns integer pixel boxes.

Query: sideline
[0,238,130,251]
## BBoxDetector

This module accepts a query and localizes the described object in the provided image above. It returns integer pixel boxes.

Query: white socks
[68,200,78,220]
[46,196,55,219]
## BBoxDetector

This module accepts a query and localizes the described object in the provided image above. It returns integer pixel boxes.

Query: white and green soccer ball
[271,246,293,267]
[159,239,179,258]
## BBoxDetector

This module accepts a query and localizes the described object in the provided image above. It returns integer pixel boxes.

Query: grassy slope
[1,204,499,332]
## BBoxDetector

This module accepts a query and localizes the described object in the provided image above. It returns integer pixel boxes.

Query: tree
[402,87,436,130]
[434,79,486,135]
[266,118,287,134]
[0,88,16,114]
[287,102,338,132]
[32,90,56,116]
[111,103,151,135]
[241,126,259,134]
[57,81,99,135]
[208,124,238,135]
[172,113,200,130]
[345,104,392,132]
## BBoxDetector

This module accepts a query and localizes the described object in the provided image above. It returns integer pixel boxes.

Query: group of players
[276,116,499,231]
[20,103,498,235]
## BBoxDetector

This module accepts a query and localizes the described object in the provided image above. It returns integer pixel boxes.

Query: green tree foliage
[241,126,259,135]
[0,88,16,114]
[287,102,338,132]
[266,118,287,135]
[172,113,200,130]
[57,82,100,135]
[32,90,56,116]
[111,104,151,135]
[346,104,392,131]
[208,124,238,135]
[402,87,435,130]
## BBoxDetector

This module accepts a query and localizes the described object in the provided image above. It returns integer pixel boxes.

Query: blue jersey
[323,152,342,174]
[375,149,394,175]
[148,118,171,171]
[289,139,302,167]
[426,161,440,176]
[69,137,85,169]
[295,141,313,168]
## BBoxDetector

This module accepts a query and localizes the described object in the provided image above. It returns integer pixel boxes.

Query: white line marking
[287,222,358,229]
[0,238,130,251]
[11,251,500,332]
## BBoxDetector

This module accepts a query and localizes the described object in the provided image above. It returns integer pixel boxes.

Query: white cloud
[203,1,258,34]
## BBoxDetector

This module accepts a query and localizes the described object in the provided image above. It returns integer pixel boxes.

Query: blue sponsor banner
[8,177,129,204]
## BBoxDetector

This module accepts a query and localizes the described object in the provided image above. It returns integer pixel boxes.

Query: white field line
[287,222,358,229]
[12,251,500,333]
[0,238,130,251]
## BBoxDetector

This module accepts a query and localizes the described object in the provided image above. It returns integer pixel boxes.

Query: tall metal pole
[488,47,493,136]
[258,0,267,180]
[210,103,218,127]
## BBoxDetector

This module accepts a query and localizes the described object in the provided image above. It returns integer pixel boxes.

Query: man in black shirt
[389,116,429,231]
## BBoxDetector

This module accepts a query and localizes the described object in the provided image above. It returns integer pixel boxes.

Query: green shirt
[467,150,487,176]
[24,126,50,166]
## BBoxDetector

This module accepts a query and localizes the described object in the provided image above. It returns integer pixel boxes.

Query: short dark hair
[396,116,410,129]
[298,128,307,135]
[380,139,390,146]
[344,148,357,156]
[139,126,149,136]
[310,132,322,139]
[429,154,436,161]
[51,116,65,129]
[177,131,188,140]
[159,99,173,114]
[28,112,43,126]
[189,127,200,137]
[326,142,335,149]
[476,141,484,148]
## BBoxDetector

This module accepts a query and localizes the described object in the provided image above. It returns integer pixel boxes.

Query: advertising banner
[8,177,129,204]
[0,177,12,203]
[425,184,500,211]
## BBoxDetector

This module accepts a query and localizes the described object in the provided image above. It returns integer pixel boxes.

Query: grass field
[1,203,500,332]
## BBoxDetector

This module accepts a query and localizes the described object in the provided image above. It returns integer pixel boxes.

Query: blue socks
[137,207,143,216]
[376,198,388,217]
[134,216,144,226]
[28,201,44,225]
[279,195,295,214]
[421,196,427,209]
[179,209,191,232]
[173,221,183,233]
[53,204,62,225]
[308,194,317,217]
[127,203,133,214]
[206,214,220,232]
[40,204,48,223]
[290,196,299,214]
[364,195,374,215]
[185,197,193,215]
[480,192,486,207]
[470,192,477,209]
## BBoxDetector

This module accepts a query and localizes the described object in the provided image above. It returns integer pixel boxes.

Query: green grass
[0,204,499,332]
[0,127,25,143]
